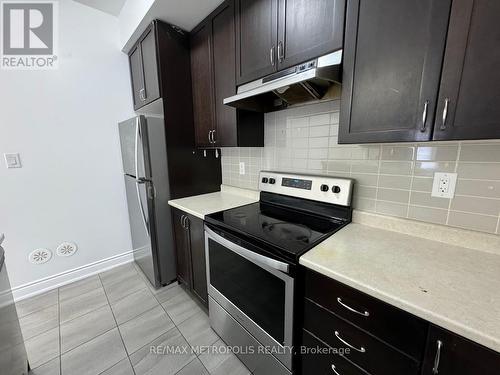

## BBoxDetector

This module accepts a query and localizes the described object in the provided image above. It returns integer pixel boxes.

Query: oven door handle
[205,227,290,274]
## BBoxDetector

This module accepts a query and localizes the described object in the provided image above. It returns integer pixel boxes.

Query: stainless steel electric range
[204,171,354,375]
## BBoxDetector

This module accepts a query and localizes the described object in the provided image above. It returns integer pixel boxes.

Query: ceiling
[73,0,127,16]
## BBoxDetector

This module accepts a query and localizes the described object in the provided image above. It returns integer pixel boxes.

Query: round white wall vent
[56,242,78,257]
[29,248,52,265]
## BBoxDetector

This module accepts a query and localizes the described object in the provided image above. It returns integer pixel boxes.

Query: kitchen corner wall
[0,0,134,292]
[221,101,500,235]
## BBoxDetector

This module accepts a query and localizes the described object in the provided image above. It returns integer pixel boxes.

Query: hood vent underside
[224,51,343,113]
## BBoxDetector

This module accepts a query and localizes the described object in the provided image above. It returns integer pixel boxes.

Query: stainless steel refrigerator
[119,115,175,288]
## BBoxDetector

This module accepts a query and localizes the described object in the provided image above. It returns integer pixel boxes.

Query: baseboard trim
[11,250,134,302]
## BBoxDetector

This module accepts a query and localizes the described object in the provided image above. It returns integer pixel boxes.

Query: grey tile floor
[16,262,251,375]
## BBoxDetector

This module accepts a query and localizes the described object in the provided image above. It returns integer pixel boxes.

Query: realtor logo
[1,1,58,69]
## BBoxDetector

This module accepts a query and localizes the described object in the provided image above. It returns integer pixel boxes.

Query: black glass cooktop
[205,201,347,261]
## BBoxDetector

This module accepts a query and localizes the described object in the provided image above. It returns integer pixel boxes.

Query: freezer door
[118,116,149,179]
[123,175,159,286]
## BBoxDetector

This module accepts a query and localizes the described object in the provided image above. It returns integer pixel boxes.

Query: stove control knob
[332,185,341,193]
[261,177,269,183]
[269,178,276,184]
[320,184,329,192]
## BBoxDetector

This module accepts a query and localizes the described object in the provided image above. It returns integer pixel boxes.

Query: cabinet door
[172,209,191,287]
[422,326,500,375]
[185,214,208,307]
[129,45,144,110]
[277,0,345,70]
[235,0,278,84]
[212,0,238,146]
[190,22,215,147]
[339,0,451,143]
[433,0,500,140]
[140,26,161,106]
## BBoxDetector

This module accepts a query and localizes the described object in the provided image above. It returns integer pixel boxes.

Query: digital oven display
[281,177,312,190]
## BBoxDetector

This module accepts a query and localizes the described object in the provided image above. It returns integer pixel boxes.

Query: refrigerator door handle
[134,118,150,237]
[136,181,150,238]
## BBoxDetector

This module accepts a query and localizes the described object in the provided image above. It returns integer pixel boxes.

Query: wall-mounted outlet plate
[239,162,245,175]
[431,172,457,198]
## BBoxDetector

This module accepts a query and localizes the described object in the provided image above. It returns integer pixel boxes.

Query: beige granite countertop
[300,220,500,353]
[168,185,259,220]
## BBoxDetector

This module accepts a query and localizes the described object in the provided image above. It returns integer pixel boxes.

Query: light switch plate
[431,172,457,198]
[239,162,245,175]
[4,153,21,168]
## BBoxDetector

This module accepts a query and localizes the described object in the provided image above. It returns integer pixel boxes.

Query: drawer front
[304,298,420,375]
[301,329,370,375]
[304,269,428,359]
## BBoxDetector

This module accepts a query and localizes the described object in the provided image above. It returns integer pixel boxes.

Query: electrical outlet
[239,162,245,175]
[431,172,457,198]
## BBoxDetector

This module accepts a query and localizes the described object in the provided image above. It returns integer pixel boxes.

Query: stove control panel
[259,171,353,206]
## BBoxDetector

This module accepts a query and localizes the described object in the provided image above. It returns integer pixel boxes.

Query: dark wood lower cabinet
[301,329,370,375]
[187,214,208,306]
[172,209,191,287]
[172,208,208,308]
[300,268,500,375]
[422,326,500,375]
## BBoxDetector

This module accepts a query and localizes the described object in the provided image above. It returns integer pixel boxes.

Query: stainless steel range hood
[224,51,342,112]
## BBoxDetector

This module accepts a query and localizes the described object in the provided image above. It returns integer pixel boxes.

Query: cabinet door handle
[139,88,146,101]
[420,100,429,132]
[337,297,370,317]
[440,98,450,130]
[334,331,366,353]
[278,41,284,62]
[208,130,213,144]
[270,46,275,66]
[180,215,185,228]
[184,216,189,229]
[432,340,443,374]
[212,129,217,144]
[331,364,341,375]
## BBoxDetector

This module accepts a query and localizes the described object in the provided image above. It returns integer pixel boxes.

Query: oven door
[205,225,294,369]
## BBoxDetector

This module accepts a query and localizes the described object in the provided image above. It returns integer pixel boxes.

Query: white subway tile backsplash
[221,101,500,235]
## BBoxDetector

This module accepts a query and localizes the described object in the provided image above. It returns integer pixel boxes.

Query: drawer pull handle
[337,297,370,317]
[331,364,341,375]
[334,331,366,353]
[432,340,443,374]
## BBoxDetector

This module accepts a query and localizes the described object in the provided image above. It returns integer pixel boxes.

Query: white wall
[0,0,134,293]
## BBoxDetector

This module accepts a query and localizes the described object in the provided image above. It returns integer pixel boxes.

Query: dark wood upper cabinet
[190,23,215,148]
[422,326,500,375]
[339,0,451,144]
[277,0,345,70]
[128,23,161,110]
[212,1,238,146]
[433,0,500,141]
[190,0,264,148]
[172,208,208,308]
[235,0,278,85]
[129,45,144,108]
[235,0,344,85]
[140,28,161,107]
